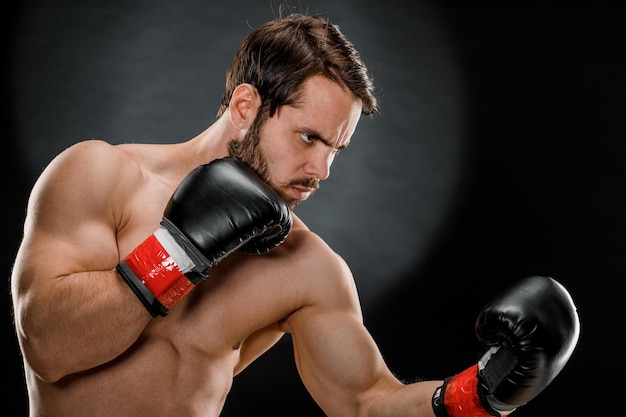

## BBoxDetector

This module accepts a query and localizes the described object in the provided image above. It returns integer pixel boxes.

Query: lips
[291,185,314,201]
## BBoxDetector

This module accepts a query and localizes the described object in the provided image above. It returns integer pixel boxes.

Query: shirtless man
[11,13,579,417]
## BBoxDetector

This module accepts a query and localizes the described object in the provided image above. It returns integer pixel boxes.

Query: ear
[228,84,260,130]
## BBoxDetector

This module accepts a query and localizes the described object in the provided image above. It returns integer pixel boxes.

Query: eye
[299,132,315,144]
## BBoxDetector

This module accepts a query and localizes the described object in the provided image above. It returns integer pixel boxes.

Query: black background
[4,2,625,416]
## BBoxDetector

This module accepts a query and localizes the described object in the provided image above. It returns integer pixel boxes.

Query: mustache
[287,177,320,191]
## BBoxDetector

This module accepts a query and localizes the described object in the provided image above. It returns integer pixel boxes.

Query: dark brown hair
[217,13,378,118]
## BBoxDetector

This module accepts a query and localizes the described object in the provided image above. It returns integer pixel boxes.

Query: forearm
[15,268,151,382]
[362,380,441,417]
[289,308,440,417]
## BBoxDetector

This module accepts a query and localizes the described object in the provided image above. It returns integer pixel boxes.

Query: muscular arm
[280,236,441,417]
[11,140,153,382]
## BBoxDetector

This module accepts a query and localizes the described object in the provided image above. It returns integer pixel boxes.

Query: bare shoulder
[27,140,134,215]
[279,216,361,310]
[34,140,134,191]
[268,218,364,337]
[283,216,347,264]
[50,139,132,167]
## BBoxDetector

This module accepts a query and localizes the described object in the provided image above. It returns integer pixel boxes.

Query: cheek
[263,145,290,181]
[256,135,286,181]
[259,121,297,164]
[258,116,302,181]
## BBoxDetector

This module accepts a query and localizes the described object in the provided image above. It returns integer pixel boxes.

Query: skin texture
[11,74,441,417]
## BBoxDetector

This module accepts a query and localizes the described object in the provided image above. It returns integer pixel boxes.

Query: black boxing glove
[432,275,580,417]
[117,157,292,317]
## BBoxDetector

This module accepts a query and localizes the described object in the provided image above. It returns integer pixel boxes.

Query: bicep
[284,254,401,416]
[13,217,119,299]
[16,141,124,286]
[289,306,400,416]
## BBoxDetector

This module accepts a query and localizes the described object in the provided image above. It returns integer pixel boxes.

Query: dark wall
[6,3,625,416]
[365,7,625,417]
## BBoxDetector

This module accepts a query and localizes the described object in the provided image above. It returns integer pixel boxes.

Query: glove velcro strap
[478,346,518,414]
[432,364,504,417]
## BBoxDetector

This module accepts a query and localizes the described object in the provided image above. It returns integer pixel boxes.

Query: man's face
[232,75,362,210]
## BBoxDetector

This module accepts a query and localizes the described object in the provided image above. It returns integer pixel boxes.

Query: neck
[187,113,238,165]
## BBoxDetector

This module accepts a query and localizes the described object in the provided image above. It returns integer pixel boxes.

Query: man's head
[218,13,377,119]
[222,13,378,209]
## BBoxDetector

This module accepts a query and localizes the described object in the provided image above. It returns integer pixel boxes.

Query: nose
[303,148,334,181]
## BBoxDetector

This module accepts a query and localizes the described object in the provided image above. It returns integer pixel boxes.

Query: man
[11,13,578,417]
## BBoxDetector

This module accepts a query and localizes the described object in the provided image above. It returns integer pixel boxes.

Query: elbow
[29,362,67,384]
[18,333,71,383]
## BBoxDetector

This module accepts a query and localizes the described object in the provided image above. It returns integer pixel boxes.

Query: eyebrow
[304,127,350,150]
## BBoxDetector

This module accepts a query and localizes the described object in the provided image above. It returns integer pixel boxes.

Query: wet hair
[217,13,378,119]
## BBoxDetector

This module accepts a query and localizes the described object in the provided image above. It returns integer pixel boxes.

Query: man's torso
[25,142,312,416]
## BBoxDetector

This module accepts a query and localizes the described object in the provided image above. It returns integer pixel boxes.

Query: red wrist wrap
[443,364,507,417]
[123,234,194,309]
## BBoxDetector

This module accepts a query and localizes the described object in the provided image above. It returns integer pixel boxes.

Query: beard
[227,109,270,185]
[228,110,318,210]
